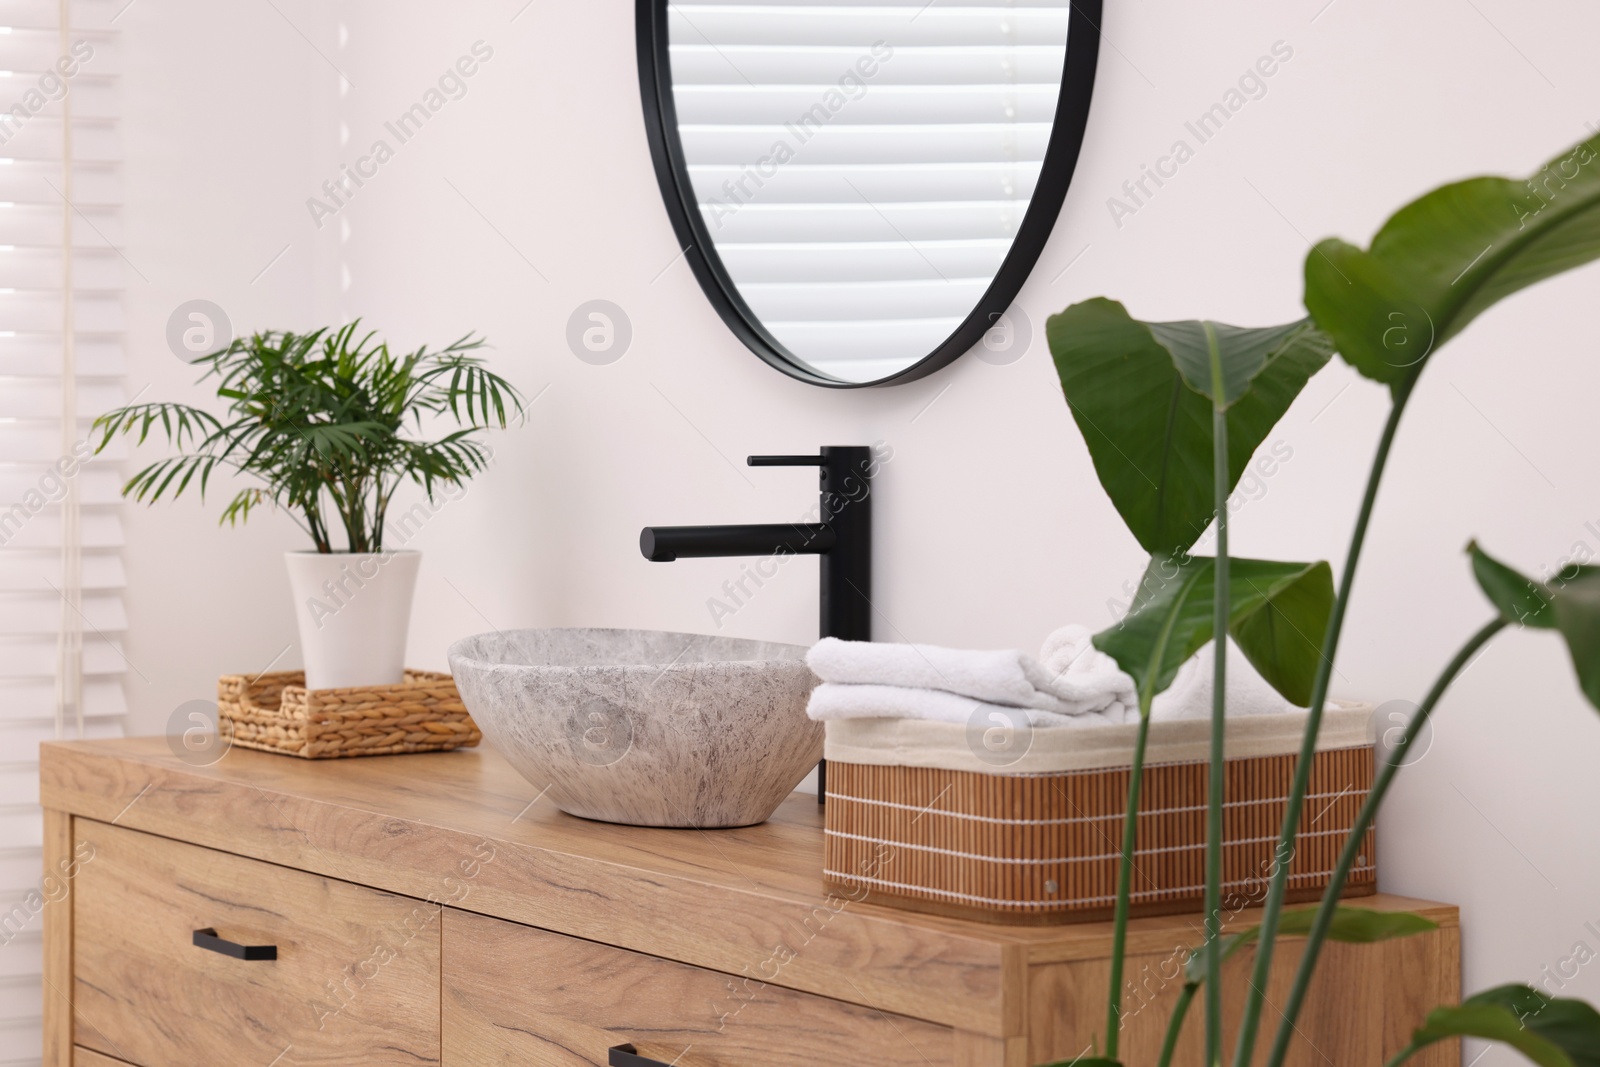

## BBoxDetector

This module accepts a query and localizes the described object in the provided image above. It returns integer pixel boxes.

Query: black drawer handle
[610,1044,672,1067]
[192,928,277,961]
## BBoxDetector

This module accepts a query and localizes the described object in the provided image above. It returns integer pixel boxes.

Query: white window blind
[0,0,123,1060]
[666,1,1070,381]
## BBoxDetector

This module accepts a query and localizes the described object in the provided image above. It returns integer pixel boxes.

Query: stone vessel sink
[447,628,822,828]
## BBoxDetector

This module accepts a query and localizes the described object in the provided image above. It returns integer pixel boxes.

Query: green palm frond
[92,319,525,553]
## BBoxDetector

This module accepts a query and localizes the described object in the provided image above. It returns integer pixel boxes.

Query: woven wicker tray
[217,670,481,759]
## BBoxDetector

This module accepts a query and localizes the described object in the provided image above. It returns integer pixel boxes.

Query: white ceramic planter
[284,550,421,691]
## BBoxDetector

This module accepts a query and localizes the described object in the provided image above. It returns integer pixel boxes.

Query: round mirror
[637,0,1101,387]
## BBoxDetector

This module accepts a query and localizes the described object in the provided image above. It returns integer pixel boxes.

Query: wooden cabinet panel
[1027,927,1460,1066]
[73,821,440,1067]
[74,1049,136,1067]
[441,908,955,1067]
[42,810,74,1066]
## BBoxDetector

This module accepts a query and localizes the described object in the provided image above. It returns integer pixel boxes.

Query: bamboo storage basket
[217,670,481,759]
[823,705,1376,923]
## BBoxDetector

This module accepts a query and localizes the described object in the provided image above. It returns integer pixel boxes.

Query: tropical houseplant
[93,322,522,690]
[1045,133,1600,1065]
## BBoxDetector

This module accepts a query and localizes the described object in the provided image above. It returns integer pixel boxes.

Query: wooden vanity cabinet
[441,909,958,1065]
[71,822,439,1066]
[39,740,1460,1066]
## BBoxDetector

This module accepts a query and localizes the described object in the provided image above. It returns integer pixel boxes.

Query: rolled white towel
[1149,639,1305,721]
[806,683,1122,729]
[806,636,1070,713]
[1036,624,1140,716]
[1037,626,1303,721]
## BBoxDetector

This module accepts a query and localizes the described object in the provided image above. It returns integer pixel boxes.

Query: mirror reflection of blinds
[667,1,1070,382]
[0,0,125,1053]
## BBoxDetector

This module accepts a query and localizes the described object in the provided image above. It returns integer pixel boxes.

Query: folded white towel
[805,683,1122,729]
[806,636,1069,712]
[805,625,1305,728]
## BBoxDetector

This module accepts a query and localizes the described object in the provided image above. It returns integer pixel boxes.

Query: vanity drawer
[441,909,956,1066]
[73,821,440,1066]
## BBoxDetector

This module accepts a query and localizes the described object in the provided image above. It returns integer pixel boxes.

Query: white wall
[117,0,1600,1051]
[116,0,329,735]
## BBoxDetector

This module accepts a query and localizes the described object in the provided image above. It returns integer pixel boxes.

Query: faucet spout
[639,445,876,806]
[639,523,835,563]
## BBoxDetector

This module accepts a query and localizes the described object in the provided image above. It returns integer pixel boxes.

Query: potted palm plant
[93,321,522,691]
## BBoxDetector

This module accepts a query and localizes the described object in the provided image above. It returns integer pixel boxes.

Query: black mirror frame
[635,0,1103,388]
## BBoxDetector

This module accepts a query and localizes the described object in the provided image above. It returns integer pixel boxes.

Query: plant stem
[374,474,396,553]
[1382,1037,1439,1067]
[1230,379,1415,1067]
[1262,616,1506,1067]
[304,500,330,554]
[1159,983,1199,1067]
[1104,704,1153,1059]
[341,469,366,552]
[322,477,352,550]
[1205,329,1229,1067]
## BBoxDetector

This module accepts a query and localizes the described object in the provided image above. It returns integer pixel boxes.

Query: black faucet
[640,445,875,803]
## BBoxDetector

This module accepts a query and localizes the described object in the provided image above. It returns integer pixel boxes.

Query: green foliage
[1046,299,1332,556]
[1554,580,1600,709]
[92,321,523,553]
[1046,216,1335,1067]
[1385,984,1600,1067]
[1044,132,1600,1067]
[1469,543,1600,708]
[1094,556,1334,709]
[1305,134,1600,395]
[1471,542,1561,628]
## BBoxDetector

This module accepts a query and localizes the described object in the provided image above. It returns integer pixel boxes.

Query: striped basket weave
[823,714,1376,924]
[217,670,481,759]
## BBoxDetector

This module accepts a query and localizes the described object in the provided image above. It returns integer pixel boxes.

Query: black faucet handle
[747,454,824,467]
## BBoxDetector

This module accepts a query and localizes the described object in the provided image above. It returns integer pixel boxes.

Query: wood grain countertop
[40,738,1456,1038]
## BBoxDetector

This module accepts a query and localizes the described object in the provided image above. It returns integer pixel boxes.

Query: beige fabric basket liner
[824,701,1374,776]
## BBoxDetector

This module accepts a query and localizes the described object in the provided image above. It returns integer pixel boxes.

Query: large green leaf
[1144,319,1316,408]
[1469,544,1600,707]
[1185,906,1436,986]
[1095,555,1335,709]
[1554,576,1600,709]
[1471,541,1559,628]
[1386,985,1600,1067]
[1047,299,1333,556]
[1305,134,1600,393]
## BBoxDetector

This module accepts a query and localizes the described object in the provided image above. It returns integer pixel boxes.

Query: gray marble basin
[447,628,822,828]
